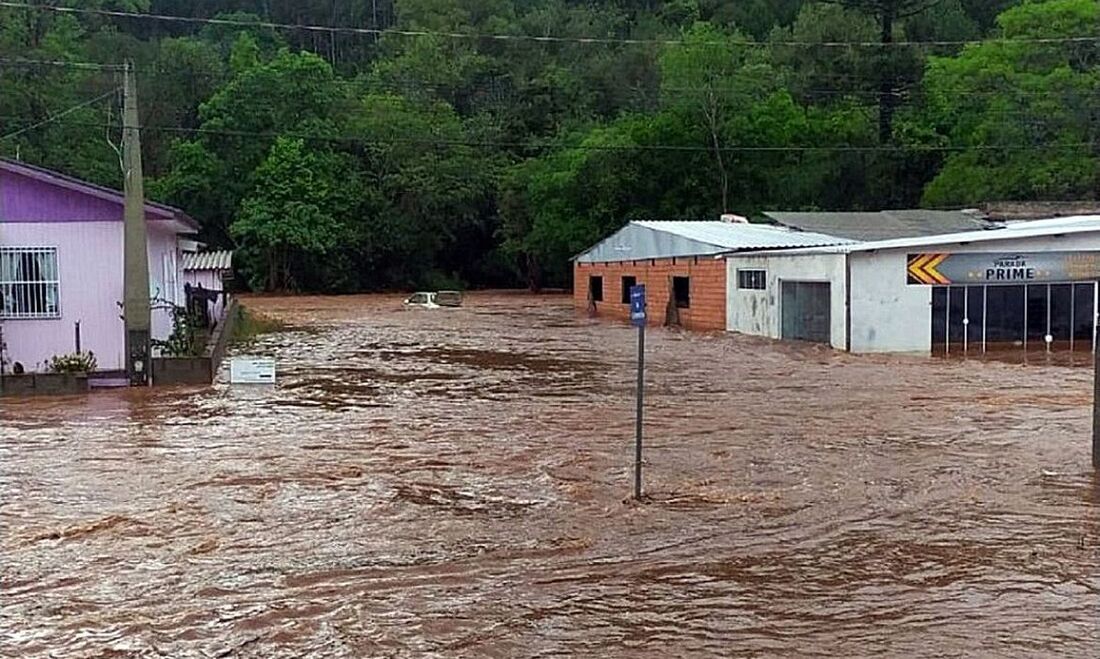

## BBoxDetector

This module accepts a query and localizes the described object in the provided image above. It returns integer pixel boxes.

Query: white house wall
[725,253,848,350]
[849,251,930,352]
[845,231,1100,353]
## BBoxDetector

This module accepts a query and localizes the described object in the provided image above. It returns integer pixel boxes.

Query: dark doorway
[672,276,690,308]
[621,276,636,304]
[781,281,831,344]
[588,276,603,302]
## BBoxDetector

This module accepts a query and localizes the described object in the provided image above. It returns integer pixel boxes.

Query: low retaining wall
[152,298,241,386]
[0,372,89,397]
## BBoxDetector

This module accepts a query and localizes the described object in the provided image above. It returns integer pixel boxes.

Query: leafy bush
[48,351,97,374]
[153,305,203,357]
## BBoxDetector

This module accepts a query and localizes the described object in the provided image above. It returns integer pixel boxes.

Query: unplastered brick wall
[573,257,727,331]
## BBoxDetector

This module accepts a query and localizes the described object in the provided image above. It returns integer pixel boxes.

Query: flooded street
[3,293,1099,657]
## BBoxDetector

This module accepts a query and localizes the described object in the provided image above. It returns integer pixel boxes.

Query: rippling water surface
[3,293,1099,657]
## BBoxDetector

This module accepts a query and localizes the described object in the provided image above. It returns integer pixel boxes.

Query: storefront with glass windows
[725,216,1100,354]
[931,283,1096,355]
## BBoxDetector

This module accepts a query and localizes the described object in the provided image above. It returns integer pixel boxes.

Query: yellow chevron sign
[907,253,951,285]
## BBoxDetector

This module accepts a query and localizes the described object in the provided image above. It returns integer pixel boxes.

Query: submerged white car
[403,291,463,308]
[404,292,440,308]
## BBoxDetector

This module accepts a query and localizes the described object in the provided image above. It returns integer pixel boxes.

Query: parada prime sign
[907,252,1100,286]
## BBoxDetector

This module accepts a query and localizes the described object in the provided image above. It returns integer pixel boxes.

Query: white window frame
[738,268,767,290]
[0,246,61,320]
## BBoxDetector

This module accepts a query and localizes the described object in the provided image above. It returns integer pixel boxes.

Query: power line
[0,56,123,71]
[0,89,119,141]
[1,1,1097,48]
[1,58,1095,103]
[0,115,1092,154]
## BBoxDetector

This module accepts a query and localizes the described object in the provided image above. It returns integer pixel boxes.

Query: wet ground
[2,293,1099,657]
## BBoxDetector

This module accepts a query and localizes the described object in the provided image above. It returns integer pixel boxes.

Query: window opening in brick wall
[673,276,690,308]
[588,275,603,302]
[621,276,636,304]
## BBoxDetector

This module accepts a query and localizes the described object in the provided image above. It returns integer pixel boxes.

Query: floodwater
[2,293,1099,657]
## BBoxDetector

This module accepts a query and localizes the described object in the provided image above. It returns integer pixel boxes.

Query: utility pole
[122,61,151,386]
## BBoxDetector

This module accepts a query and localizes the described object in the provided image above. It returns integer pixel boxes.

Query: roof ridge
[0,157,197,229]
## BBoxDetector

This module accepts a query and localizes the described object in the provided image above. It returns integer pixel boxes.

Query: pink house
[0,158,198,373]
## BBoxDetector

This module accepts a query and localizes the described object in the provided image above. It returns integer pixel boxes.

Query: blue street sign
[630,284,646,327]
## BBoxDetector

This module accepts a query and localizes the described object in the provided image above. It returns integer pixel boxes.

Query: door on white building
[781,281,831,344]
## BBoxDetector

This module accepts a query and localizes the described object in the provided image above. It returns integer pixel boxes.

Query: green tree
[232,138,354,291]
[918,0,1099,205]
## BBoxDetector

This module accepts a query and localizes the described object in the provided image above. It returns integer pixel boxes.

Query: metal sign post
[1094,343,1100,469]
[630,285,647,500]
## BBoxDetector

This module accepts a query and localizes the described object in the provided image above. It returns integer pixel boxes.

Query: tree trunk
[525,253,542,293]
[704,92,729,212]
[266,249,279,292]
[878,7,895,144]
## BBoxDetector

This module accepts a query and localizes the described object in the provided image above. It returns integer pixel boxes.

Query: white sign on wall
[230,357,276,384]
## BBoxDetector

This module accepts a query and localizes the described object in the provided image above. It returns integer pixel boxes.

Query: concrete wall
[0,222,182,371]
[726,231,1100,354]
[725,253,848,349]
[0,372,89,397]
[847,233,1100,353]
[152,297,239,386]
[849,250,930,352]
[573,257,726,331]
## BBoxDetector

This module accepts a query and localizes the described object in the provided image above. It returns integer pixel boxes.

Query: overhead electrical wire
[0,57,1094,103]
[0,89,119,141]
[0,1,1097,48]
[0,115,1091,154]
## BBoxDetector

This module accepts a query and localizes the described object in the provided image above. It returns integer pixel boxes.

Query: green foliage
[232,307,285,345]
[48,351,98,374]
[6,0,1099,294]
[152,306,202,357]
[232,138,353,290]
[918,0,1100,206]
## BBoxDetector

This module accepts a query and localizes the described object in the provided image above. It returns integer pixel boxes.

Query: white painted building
[725,216,1100,354]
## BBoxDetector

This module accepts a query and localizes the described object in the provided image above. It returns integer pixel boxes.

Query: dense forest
[1,0,1097,290]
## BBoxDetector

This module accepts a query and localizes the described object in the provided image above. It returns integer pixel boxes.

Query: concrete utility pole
[122,61,151,386]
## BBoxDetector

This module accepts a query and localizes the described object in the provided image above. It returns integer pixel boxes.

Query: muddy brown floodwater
[3,293,1100,657]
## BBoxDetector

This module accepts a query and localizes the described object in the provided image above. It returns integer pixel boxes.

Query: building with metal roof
[573,220,852,332]
[725,215,1100,354]
[765,210,992,242]
[574,220,852,263]
[182,250,233,272]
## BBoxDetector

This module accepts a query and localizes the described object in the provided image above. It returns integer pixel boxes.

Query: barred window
[0,247,60,319]
[738,269,767,290]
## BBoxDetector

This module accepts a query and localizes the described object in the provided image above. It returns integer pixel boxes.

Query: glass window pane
[967,287,985,348]
[1049,284,1073,346]
[1026,284,1048,346]
[948,287,966,349]
[931,286,947,351]
[986,285,1025,348]
[1073,283,1095,347]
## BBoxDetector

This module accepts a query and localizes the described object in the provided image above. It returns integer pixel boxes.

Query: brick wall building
[573,257,726,331]
[571,220,849,333]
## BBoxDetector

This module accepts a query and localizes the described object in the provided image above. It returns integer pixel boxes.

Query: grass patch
[233,307,286,344]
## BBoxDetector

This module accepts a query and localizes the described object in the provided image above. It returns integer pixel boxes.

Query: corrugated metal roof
[758,215,1100,256]
[575,221,852,263]
[634,221,851,249]
[182,250,233,271]
[765,210,990,241]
